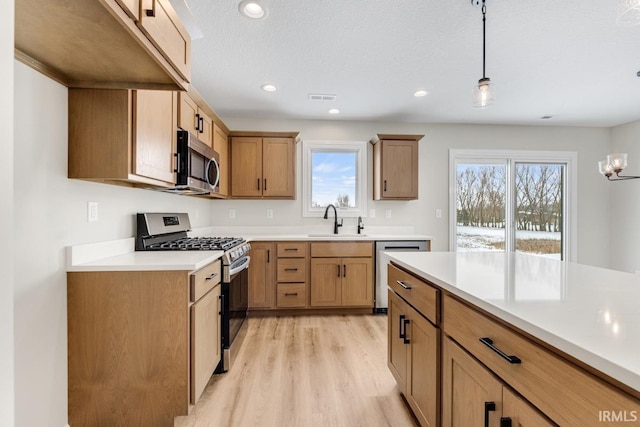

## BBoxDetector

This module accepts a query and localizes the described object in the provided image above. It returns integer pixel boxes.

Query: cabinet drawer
[310,242,373,258]
[443,294,640,426]
[190,260,221,302]
[388,263,439,325]
[277,258,306,282]
[277,242,307,258]
[277,283,306,308]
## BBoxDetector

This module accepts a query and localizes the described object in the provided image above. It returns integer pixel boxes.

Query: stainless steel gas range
[136,212,250,372]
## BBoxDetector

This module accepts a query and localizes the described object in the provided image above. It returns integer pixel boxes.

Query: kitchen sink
[307,233,368,238]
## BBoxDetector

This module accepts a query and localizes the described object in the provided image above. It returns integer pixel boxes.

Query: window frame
[302,140,368,218]
[449,149,578,262]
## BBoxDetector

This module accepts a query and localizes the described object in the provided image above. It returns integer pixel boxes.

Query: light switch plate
[228,208,236,219]
[385,209,392,219]
[266,208,273,219]
[369,209,376,218]
[436,208,442,219]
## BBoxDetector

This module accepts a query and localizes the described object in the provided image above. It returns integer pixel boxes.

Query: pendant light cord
[482,1,487,79]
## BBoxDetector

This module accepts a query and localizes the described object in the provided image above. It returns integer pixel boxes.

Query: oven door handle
[228,256,250,277]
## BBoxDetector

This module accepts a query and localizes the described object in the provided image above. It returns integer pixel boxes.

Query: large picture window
[303,141,367,217]
[450,150,577,261]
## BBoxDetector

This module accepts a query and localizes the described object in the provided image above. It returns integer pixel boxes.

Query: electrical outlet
[369,209,376,218]
[385,209,392,219]
[87,201,98,222]
[228,208,236,219]
[436,208,442,219]
[266,208,273,219]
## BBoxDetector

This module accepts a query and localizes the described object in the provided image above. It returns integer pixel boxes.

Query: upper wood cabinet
[370,134,424,200]
[229,132,299,199]
[178,92,213,147]
[68,88,177,188]
[15,0,190,90]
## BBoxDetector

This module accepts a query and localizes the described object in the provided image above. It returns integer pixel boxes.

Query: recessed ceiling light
[238,1,267,19]
[261,84,277,92]
[328,108,340,115]
[414,90,428,97]
[540,115,554,119]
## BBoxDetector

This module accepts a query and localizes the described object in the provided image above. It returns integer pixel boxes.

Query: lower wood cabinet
[388,289,439,427]
[310,242,373,308]
[442,337,553,427]
[67,260,221,427]
[248,242,275,309]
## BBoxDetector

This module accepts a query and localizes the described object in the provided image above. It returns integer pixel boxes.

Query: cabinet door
[116,0,140,20]
[407,306,440,427]
[190,285,221,404]
[262,137,295,198]
[502,387,555,427]
[178,93,198,135]
[213,124,229,196]
[137,0,191,81]
[341,257,373,307]
[442,337,502,427]
[381,139,418,199]
[248,242,274,308]
[388,290,409,393]
[133,90,176,184]
[310,258,342,307]
[231,137,263,197]
[198,108,213,148]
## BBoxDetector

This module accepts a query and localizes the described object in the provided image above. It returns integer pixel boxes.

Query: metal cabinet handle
[264,179,267,191]
[145,0,156,16]
[205,272,218,280]
[266,249,270,263]
[257,179,261,190]
[195,113,201,132]
[284,248,298,252]
[500,417,512,427]
[480,337,522,364]
[219,294,224,316]
[343,264,346,277]
[199,116,204,133]
[402,318,410,344]
[383,180,387,192]
[399,314,406,339]
[396,280,412,290]
[284,292,298,297]
[284,268,298,272]
[484,402,496,427]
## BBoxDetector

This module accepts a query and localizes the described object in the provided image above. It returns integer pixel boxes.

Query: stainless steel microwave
[166,130,220,195]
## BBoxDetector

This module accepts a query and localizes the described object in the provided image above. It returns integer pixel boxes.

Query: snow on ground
[457,226,561,257]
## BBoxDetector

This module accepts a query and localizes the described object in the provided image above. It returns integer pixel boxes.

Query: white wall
[1,1,15,425]
[12,62,214,427]
[218,117,612,268]
[610,120,640,273]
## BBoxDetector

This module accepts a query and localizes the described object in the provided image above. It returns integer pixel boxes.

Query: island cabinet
[229,132,299,199]
[67,259,221,427]
[310,242,373,308]
[387,264,440,427]
[370,134,423,200]
[248,242,276,309]
[69,88,177,188]
[15,0,190,90]
[276,242,309,308]
[442,293,640,426]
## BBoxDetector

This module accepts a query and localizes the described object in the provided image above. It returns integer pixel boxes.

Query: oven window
[190,151,206,182]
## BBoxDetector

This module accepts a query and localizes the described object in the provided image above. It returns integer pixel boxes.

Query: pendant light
[472,0,495,108]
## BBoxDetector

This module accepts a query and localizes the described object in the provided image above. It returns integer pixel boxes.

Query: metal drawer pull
[205,273,218,280]
[479,337,522,364]
[284,248,298,251]
[396,280,412,290]
[284,268,298,272]
[284,292,298,296]
[484,402,496,427]
[399,314,406,339]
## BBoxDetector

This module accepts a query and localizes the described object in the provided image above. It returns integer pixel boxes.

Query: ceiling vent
[308,93,337,101]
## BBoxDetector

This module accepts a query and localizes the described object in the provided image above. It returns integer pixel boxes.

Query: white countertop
[386,251,640,392]
[244,233,433,241]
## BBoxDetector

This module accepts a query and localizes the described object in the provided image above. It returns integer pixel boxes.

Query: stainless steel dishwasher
[374,240,430,313]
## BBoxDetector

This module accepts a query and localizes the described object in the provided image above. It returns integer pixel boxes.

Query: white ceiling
[183,0,640,127]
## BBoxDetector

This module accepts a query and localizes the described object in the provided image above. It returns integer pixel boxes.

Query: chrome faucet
[323,204,343,234]
[357,216,364,234]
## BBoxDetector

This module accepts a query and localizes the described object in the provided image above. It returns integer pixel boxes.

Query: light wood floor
[175,315,419,427]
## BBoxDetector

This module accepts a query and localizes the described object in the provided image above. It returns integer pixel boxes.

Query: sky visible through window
[312,151,356,208]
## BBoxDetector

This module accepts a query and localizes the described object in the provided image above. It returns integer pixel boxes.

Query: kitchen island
[386,251,640,426]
